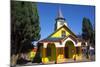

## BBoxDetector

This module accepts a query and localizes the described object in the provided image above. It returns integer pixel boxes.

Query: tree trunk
[11,54,19,66]
[86,40,90,59]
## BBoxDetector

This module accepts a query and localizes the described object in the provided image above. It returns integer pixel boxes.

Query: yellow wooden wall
[50,27,70,38]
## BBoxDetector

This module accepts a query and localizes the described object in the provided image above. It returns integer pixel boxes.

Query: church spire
[54,7,68,31]
[56,7,65,20]
[58,7,64,19]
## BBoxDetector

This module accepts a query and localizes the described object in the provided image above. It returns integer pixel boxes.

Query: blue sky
[37,3,95,40]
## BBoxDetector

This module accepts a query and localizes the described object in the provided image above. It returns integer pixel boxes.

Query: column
[55,48,58,64]
[63,47,65,58]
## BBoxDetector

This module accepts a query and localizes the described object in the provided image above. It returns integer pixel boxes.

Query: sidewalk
[15,55,95,67]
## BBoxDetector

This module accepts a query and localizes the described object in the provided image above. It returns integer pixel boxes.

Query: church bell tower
[54,8,68,31]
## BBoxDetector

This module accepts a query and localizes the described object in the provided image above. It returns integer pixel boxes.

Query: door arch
[46,43,56,61]
[64,41,76,58]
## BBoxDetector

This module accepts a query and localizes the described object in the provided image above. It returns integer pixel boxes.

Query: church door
[64,41,75,58]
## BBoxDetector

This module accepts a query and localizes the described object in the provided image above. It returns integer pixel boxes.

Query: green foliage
[32,44,42,63]
[82,17,95,57]
[82,17,95,46]
[29,51,36,61]
[11,1,40,55]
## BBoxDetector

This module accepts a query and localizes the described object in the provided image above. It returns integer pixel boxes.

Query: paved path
[15,55,95,67]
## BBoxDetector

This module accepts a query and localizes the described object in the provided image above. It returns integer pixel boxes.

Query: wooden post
[55,48,58,64]
[63,47,65,58]
[42,47,46,64]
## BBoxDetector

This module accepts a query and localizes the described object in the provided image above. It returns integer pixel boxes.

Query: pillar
[63,47,64,58]
[55,48,58,64]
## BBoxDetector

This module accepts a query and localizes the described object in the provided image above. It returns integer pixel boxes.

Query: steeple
[56,7,65,21]
[54,7,68,31]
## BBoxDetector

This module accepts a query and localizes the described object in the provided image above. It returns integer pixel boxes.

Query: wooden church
[37,8,82,64]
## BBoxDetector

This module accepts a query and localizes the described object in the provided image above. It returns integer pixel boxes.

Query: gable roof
[48,25,77,38]
[39,37,63,43]
[39,35,77,43]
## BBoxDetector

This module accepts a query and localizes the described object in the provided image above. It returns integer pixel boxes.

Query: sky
[37,2,95,40]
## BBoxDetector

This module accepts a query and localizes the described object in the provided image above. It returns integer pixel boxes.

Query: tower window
[61,31,66,37]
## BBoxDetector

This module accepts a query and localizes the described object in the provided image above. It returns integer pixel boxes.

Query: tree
[91,24,95,48]
[11,1,40,66]
[82,17,94,58]
[82,17,93,41]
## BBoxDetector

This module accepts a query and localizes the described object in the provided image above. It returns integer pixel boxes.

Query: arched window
[61,30,66,37]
